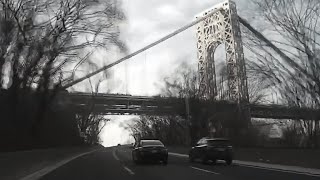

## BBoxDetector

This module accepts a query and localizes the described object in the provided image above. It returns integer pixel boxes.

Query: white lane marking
[114,148,135,175]
[169,152,188,158]
[21,148,101,180]
[171,152,320,177]
[236,163,320,178]
[190,166,220,175]
[123,166,135,175]
[112,149,120,161]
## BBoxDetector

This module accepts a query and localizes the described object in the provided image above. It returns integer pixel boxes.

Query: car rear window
[141,140,164,146]
[207,140,231,146]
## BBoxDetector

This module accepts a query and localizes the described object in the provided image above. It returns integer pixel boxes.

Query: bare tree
[1,0,125,90]
[76,78,110,145]
[160,62,199,99]
[0,0,126,136]
[242,0,320,147]
[125,115,191,146]
[157,61,270,143]
[216,62,269,103]
[161,59,268,104]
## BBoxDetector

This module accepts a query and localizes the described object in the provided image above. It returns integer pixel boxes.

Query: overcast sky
[99,0,267,147]
[89,0,262,96]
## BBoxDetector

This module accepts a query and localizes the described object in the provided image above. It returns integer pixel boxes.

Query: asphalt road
[40,146,320,180]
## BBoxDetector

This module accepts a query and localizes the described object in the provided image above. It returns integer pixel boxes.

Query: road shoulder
[0,146,102,180]
[169,152,320,177]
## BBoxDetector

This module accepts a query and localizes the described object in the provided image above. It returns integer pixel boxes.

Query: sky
[100,115,136,146]
[99,0,268,147]
[89,0,262,96]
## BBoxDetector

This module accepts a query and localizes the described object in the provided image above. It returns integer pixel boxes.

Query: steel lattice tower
[196,0,249,104]
[196,0,250,128]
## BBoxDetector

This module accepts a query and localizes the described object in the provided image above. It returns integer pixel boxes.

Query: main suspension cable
[61,7,223,89]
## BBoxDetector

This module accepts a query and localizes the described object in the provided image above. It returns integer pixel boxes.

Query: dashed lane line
[112,149,120,161]
[190,166,220,175]
[123,166,135,175]
[113,148,135,176]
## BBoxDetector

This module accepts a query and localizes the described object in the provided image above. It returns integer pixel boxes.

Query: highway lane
[115,146,229,180]
[116,146,320,180]
[40,147,133,180]
[40,146,320,180]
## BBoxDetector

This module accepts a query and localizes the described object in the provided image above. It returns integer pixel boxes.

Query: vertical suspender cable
[125,60,128,94]
[144,51,147,95]
[125,0,129,95]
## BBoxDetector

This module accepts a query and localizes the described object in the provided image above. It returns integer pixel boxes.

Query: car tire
[226,159,232,165]
[135,159,141,164]
[132,156,136,164]
[201,154,208,164]
[163,159,168,165]
[189,153,195,163]
[132,153,139,164]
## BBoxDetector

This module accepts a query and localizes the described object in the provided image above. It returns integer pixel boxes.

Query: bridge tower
[196,0,250,129]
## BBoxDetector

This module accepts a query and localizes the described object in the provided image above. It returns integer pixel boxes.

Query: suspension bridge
[56,0,320,122]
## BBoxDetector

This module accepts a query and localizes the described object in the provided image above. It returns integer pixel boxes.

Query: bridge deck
[57,92,320,120]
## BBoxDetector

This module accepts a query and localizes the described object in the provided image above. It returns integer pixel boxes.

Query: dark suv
[189,138,233,165]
